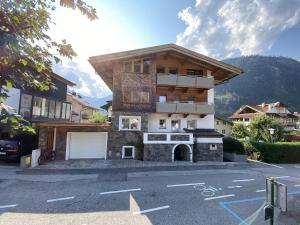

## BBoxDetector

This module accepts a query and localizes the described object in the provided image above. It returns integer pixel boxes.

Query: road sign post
[265,177,287,225]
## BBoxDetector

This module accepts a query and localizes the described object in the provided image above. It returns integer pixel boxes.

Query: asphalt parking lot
[0,162,300,225]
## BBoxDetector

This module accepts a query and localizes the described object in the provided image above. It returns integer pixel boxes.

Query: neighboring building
[214,116,233,136]
[4,72,75,124]
[89,44,242,162]
[101,100,112,122]
[229,102,299,131]
[67,92,100,123]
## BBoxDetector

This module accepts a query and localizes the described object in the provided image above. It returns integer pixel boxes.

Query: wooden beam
[183,114,188,118]
[200,114,206,118]
[168,113,172,118]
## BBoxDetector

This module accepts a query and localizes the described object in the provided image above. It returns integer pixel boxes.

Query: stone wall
[107,111,148,160]
[144,144,174,161]
[194,143,223,161]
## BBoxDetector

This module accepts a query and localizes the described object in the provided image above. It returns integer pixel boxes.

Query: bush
[231,123,249,139]
[251,141,300,163]
[223,137,245,155]
[88,113,106,123]
[240,139,258,157]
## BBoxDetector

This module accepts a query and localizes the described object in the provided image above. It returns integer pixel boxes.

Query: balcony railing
[157,73,214,89]
[143,133,193,144]
[156,102,214,114]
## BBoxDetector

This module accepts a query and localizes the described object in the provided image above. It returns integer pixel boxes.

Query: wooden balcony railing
[143,133,193,144]
[156,102,214,114]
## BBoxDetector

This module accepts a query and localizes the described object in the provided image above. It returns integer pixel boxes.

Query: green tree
[89,113,106,123]
[231,123,249,139]
[248,115,284,142]
[0,0,98,134]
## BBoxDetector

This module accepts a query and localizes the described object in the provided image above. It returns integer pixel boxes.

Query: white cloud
[176,0,300,59]
[48,5,141,98]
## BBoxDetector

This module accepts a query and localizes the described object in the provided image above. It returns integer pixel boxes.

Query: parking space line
[204,194,235,201]
[227,186,242,189]
[247,159,283,169]
[255,189,266,193]
[167,182,205,188]
[294,184,300,187]
[274,176,290,179]
[133,205,170,215]
[0,204,18,209]
[100,188,141,195]
[232,179,255,182]
[47,196,75,203]
[295,166,300,169]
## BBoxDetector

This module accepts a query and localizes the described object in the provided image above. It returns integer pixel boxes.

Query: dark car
[0,139,21,161]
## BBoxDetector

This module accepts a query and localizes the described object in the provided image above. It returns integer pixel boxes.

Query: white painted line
[204,194,235,201]
[133,205,170,215]
[167,182,205,188]
[274,176,290,179]
[0,204,18,209]
[247,159,283,169]
[100,188,141,195]
[294,184,300,187]
[227,186,242,189]
[47,196,75,203]
[256,189,266,193]
[232,179,255,182]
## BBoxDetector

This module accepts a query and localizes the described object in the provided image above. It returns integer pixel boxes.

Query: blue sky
[50,0,300,100]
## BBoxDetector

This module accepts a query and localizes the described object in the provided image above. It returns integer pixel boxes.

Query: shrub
[251,141,300,163]
[89,113,106,123]
[231,123,249,139]
[223,137,245,155]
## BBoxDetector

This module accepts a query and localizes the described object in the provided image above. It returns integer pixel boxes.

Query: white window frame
[209,144,218,150]
[187,120,196,129]
[119,116,141,131]
[122,146,135,159]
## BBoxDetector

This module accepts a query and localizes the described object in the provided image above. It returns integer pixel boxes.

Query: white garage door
[67,132,107,159]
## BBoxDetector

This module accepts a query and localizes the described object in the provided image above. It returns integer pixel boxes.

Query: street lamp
[268,128,275,143]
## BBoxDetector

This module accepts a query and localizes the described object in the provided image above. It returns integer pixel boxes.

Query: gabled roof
[47,72,76,87]
[215,115,233,125]
[89,44,243,90]
[67,93,99,110]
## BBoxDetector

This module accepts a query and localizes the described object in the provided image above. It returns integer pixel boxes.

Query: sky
[49,0,300,100]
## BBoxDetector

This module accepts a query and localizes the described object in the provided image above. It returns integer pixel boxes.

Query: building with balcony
[89,44,242,162]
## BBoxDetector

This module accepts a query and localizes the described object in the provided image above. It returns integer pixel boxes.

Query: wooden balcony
[143,133,193,144]
[156,102,214,114]
[157,73,214,89]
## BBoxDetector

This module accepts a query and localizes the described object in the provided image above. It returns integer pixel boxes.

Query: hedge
[251,142,300,163]
[223,137,245,155]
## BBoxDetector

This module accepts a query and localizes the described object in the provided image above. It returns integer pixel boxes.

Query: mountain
[215,55,300,118]
[81,94,112,108]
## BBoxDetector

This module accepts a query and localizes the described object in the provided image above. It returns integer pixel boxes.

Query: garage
[66,132,108,160]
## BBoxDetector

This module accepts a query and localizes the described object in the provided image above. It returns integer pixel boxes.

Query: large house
[89,44,242,162]
[214,116,233,136]
[229,102,299,131]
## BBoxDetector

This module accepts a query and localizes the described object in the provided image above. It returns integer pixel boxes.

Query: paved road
[0,162,300,225]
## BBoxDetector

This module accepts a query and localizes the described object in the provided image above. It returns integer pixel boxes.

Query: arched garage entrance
[172,144,192,162]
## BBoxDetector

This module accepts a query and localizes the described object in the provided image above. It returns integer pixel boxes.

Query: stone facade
[144,144,174,161]
[194,143,223,161]
[107,111,148,160]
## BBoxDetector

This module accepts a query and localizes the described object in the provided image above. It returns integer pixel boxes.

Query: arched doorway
[172,144,192,162]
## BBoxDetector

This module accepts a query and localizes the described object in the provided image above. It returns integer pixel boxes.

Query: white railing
[143,133,193,144]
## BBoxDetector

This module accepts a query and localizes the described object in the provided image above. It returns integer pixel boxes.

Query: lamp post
[268,128,275,143]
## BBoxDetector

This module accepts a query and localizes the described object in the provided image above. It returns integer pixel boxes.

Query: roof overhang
[88,44,243,90]
[47,72,76,87]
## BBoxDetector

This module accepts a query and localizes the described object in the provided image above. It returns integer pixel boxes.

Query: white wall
[148,113,214,132]
[3,88,20,113]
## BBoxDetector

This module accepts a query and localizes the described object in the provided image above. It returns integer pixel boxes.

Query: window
[32,96,42,117]
[65,103,71,119]
[159,119,166,129]
[49,100,56,119]
[143,58,151,74]
[119,116,141,131]
[55,101,61,119]
[186,69,203,76]
[134,60,141,73]
[187,120,196,129]
[159,96,167,103]
[171,120,180,132]
[61,103,67,119]
[157,66,165,74]
[209,144,218,150]
[123,91,150,103]
[20,94,32,118]
[245,118,250,122]
[187,96,195,103]
[174,96,180,103]
[122,146,135,159]
[222,129,226,134]
[223,121,226,125]
[41,98,49,117]
[169,68,178,74]
[216,121,219,125]
[124,61,132,72]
